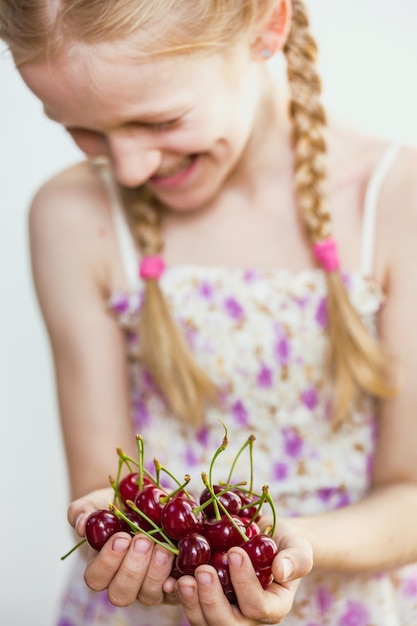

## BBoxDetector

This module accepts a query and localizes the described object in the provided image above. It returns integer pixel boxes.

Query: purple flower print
[257,365,273,388]
[57,620,76,626]
[275,336,290,367]
[133,397,150,429]
[339,601,369,626]
[316,586,334,614]
[197,426,210,446]
[199,281,213,299]
[272,461,288,480]
[110,293,130,314]
[403,576,417,596]
[184,445,199,468]
[224,297,244,321]
[301,387,318,411]
[243,269,259,282]
[282,427,303,458]
[315,296,328,328]
[231,400,249,426]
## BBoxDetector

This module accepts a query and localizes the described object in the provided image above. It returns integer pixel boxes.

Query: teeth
[156,156,192,177]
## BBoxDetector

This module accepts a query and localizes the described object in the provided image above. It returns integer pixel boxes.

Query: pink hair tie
[139,255,166,280]
[312,237,340,272]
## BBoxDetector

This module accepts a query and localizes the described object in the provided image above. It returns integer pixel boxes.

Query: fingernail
[74,514,85,533]
[228,552,243,567]
[112,537,130,553]
[133,537,152,554]
[282,557,294,581]
[155,549,170,564]
[179,583,194,597]
[196,571,212,586]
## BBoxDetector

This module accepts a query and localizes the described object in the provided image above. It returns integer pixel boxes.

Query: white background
[1,1,417,624]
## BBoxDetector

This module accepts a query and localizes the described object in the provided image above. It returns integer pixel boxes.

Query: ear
[251,0,292,60]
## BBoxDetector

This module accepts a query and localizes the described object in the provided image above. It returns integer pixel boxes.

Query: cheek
[67,130,107,157]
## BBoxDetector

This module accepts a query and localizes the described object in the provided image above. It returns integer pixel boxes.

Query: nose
[107,134,162,187]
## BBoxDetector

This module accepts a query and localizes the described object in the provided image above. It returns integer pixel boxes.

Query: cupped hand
[67,488,178,607]
[166,518,313,626]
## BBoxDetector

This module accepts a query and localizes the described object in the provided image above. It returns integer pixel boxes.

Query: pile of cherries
[63,424,278,605]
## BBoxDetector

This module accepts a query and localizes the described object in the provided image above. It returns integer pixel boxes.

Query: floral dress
[57,147,417,626]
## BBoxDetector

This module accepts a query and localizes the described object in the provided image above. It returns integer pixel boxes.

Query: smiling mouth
[151,155,195,180]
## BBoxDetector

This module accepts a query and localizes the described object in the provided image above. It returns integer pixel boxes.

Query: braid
[118,185,217,425]
[284,0,395,423]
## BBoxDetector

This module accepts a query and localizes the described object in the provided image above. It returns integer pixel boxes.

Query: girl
[2,0,417,624]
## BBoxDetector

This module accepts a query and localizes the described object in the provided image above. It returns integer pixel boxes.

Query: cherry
[118,473,153,507]
[122,508,153,534]
[161,497,204,541]
[210,551,237,605]
[240,517,261,539]
[241,534,278,570]
[199,485,242,518]
[134,484,167,526]
[203,515,247,552]
[85,510,127,551]
[231,488,262,521]
[176,533,211,576]
[256,566,274,589]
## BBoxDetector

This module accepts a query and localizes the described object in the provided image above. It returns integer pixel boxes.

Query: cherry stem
[210,488,249,544]
[116,447,137,472]
[154,458,161,487]
[160,474,191,505]
[208,419,229,491]
[202,471,220,520]
[60,538,87,561]
[115,502,178,553]
[262,485,277,537]
[193,480,247,516]
[156,461,193,498]
[136,435,145,491]
[225,434,256,494]
[109,474,124,509]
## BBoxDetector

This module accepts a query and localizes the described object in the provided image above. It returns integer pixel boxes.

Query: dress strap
[360,144,400,276]
[96,160,140,289]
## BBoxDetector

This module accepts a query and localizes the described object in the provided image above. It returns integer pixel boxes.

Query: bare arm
[29,164,136,500]
[290,146,417,573]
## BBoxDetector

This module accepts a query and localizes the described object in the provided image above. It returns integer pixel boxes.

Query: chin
[152,185,221,213]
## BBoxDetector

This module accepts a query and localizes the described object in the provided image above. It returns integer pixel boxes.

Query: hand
[164,519,313,625]
[67,489,178,607]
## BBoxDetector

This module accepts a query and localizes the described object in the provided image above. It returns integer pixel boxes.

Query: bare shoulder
[29,159,110,238]
[29,159,124,311]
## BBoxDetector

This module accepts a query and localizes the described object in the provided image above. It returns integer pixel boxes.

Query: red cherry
[210,551,237,605]
[118,473,153,507]
[85,510,127,551]
[161,497,204,541]
[134,484,167,525]
[199,486,242,518]
[256,566,274,589]
[203,515,247,551]
[176,533,211,575]
[242,534,278,570]
[240,517,261,539]
[231,489,262,521]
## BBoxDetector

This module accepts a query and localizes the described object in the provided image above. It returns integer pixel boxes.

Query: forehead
[19,44,236,128]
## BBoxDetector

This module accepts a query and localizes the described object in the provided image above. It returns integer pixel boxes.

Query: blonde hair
[1,0,394,424]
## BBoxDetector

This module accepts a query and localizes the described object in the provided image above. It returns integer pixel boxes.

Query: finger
[194,565,237,626]
[272,533,313,583]
[176,575,207,626]
[67,488,114,534]
[84,531,132,592]
[106,535,158,607]
[228,548,295,622]
[137,545,175,606]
